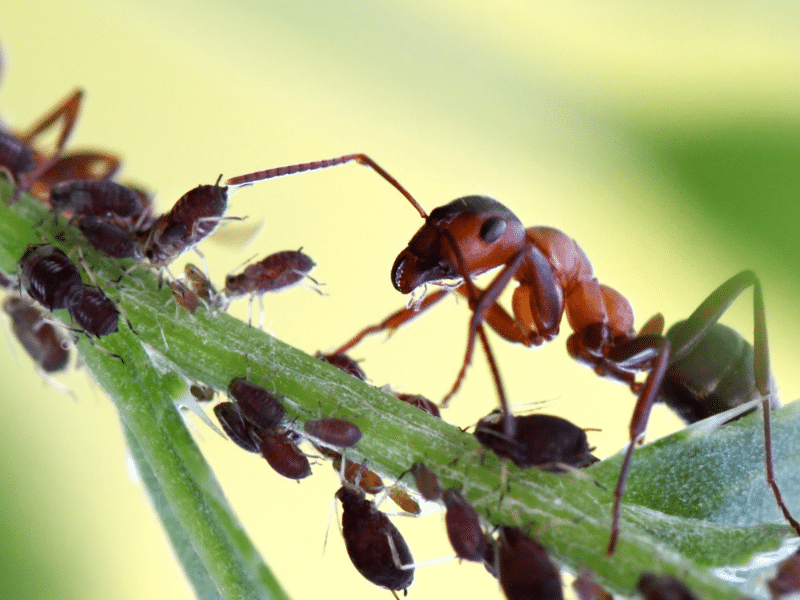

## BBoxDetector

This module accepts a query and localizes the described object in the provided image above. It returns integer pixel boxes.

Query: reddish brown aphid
[78,217,139,259]
[223,249,316,298]
[183,263,225,309]
[388,487,421,516]
[408,462,442,502]
[68,285,119,337]
[304,417,362,448]
[213,402,260,453]
[394,392,441,418]
[442,488,487,562]
[474,410,598,472]
[19,244,84,311]
[335,485,414,594]
[170,279,201,314]
[50,180,143,219]
[498,526,562,600]
[257,428,312,480]
[332,455,385,494]
[141,177,228,264]
[315,351,367,381]
[636,574,697,600]
[3,296,69,372]
[768,548,800,600]
[572,570,613,600]
[227,376,286,431]
[190,384,214,402]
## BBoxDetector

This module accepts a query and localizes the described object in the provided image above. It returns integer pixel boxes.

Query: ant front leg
[666,270,800,537]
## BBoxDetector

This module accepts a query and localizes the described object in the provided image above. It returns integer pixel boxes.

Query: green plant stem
[1,180,796,600]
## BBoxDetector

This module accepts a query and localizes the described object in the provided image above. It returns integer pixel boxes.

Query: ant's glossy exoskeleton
[225,153,800,553]
[1,89,84,196]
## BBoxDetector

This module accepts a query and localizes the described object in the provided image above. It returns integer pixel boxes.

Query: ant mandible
[226,153,800,554]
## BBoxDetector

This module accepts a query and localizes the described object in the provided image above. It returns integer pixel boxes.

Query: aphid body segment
[335,485,414,594]
[19,244,84,311]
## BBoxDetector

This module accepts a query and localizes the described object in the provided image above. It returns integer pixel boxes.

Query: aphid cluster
[4,55,794,599]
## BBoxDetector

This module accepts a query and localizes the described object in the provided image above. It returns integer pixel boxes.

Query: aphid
[190,384,215,402]
[332,455,385,494]
[408,462,443,502]
[393,392,441,418]
[67,285,119,337]
[497,526,562,600]
[387,487,421,516]
[304,417,362,448]
[78,217,139,259]
[315,351,367,381]
[257,428,312,480]
[767,548,800,600]
[0,131,36,182]
[213,401,259,453]
[227,376,286,431]
[19,244,84,311]
[182,263,225,309]
[141,176,228,265]
[223,249,317,298]
[335,485,414,595]
[474,410,598,472]
[170,279,201,314]
[636,573,698,600]
[442,488,487,562]
[225,154,800,553]
[572,570,613,600]
[3,296,69,372]
[50,180,143,219]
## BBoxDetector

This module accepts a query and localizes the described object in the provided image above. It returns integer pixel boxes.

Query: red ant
[226,153,800,554]
[1,89,84,196]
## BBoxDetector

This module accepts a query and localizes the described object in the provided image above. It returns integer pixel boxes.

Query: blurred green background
[1,1,799,599]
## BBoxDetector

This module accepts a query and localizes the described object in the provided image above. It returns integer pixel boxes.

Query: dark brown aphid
[315,351,367,381]
[636,574,698,600]
[335,485,414,594]
[227,377,286,431]
[50,180,143,219]
[141,177,228,264]
[408,462,442,502]
[213,401,259,453]
[394,392,441,418]
[0,131,36,181]
[474,410,598,472]
[498,526,562,600]
[3,296,69,372]
[19,244,84,311]
[67,285,119,337]
[768,548,800,600]
[442,488,486,562]
[304,417,362,448]
[572,569,613,600]
[224,249,316,298]
[190,384,215,402]
[257,428,312,480]
[78,217,139,259]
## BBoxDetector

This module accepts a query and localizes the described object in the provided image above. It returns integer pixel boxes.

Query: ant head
[391,195,525,293]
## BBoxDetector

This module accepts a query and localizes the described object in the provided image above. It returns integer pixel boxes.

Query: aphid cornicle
[335,485,414,594]
[19,244,84,311]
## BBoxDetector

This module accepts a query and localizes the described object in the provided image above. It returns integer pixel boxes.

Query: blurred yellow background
[1,1,799,599]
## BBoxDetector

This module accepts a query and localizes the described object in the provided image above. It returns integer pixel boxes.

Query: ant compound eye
[479,217,507,243]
